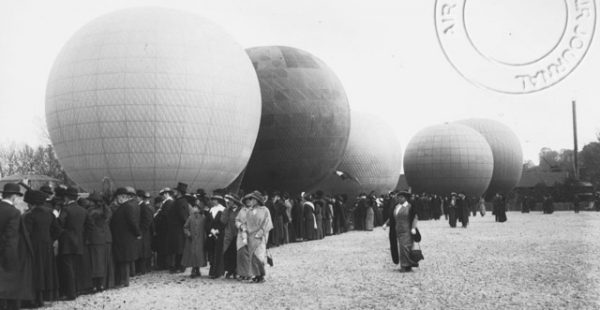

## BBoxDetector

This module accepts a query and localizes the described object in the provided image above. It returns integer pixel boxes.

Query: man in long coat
[0,183,33,310]
[457,193,469,228]
[110,187,141,287]
[136,190,154,275]
[23,190,62,306]
[153,188,173,270]
[57,187,90,300]
[167,183,190,273]
[291,197,304,241]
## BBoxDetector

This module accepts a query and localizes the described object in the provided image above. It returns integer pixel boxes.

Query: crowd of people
[0,182,363,309]
[0,182,275,309]
[2,178,595,309]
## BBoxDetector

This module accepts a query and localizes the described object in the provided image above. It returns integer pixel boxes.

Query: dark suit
[110,199,140,286]
[167,197,189,271]
[57,200,90,299]
[0,200,34,309]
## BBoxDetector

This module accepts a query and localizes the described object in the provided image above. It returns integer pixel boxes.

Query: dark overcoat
[23,206,61,294]
[152,198,172,255]
[110,199,141,262]
[138,201,154,259]
[167,197,190,255]
[58,201,90,255]
[0,200,34,300]
[291,200,304,239]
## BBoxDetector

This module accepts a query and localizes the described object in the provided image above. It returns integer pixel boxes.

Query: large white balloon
[45,7,261,193]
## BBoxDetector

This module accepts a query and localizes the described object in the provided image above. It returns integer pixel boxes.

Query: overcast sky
[1,0,599,164]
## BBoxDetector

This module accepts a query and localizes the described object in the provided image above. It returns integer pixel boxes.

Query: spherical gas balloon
[310,112,402,196]
[241,46,351,193]
[403,123,494,197]
[45,7,261,194]
[456,118,523,195]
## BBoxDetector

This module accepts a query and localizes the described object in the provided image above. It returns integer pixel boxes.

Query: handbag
[411,227,421,242]
[266,249,274,267]
[410,242,424,263]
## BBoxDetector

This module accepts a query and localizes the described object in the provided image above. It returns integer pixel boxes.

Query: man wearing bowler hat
[110,187,141,287]
[0,183,33,309]
[56,187,89,300]
[167,182,190,273]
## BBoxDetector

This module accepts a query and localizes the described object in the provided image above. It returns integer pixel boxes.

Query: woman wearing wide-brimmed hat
[221,194,243,279]
[235,191,273,283]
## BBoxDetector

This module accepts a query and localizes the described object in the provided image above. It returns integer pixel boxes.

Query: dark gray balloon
[242,46,351,193]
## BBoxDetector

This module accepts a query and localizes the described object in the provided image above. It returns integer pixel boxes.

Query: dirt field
[47,212,600,309]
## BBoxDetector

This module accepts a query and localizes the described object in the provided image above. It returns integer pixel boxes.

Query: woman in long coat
[291,197,304,241]
[235,201,250,280]
[237,191,273,283]
[302,196,316,241]
[384,191,419,272]
[23,190,61,306]
[181,205,207,278]
[207,196,226,279]
[221,194,242,279]
[86,193,112,292]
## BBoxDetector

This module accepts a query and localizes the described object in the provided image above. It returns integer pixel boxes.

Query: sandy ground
[46,212,600,310]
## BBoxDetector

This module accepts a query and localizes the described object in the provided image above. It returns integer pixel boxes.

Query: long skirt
[77,245,93,294]
[448,208,457,227]
[89,244,107,278]
[223,242,237,274]
[315,215,323,239]
[323,219,332,236]
[397,232,415,268]
[104,244,115,289]
[304,215,316,241]
[31,244,58,301]
[273,216,284,246]
[209,235,225,277]
[365,208,374,231]
[236,247,251,277]
[248,253,265,277]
